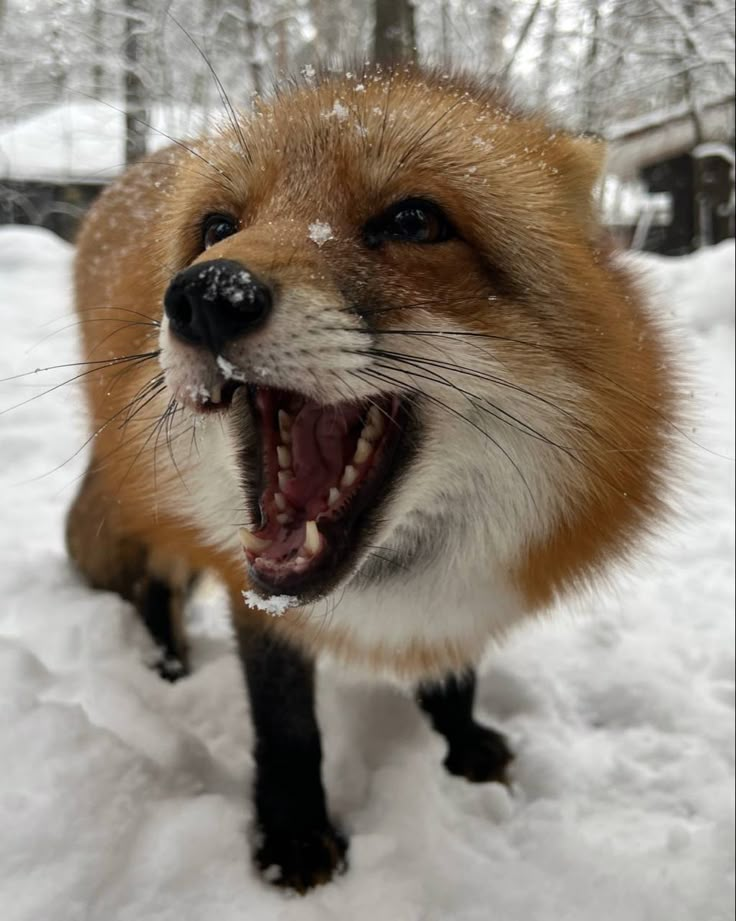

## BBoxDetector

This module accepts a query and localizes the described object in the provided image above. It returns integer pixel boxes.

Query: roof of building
[0,100,210,184]
[606,94,734,179]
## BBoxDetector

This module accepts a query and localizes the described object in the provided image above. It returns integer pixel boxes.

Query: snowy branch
[650,0,735,79]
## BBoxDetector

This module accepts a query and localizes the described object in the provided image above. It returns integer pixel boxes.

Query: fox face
[152,70,672,627]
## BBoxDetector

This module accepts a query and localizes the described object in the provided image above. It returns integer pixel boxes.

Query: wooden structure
[0,101,204,242]
[606,95,735,255]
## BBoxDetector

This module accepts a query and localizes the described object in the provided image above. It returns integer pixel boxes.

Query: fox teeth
[278,470,293,491]
[328,487,341,508]
[340,465,358,488]
[303,520,321,556]
[238,528,272,554]
[366,406,385,436]
[274,491,287,511]
[276,512,291,525]
[277,445,292,469]
[278,410,293,443]
[209,382,223,404]
[362,419,383,443]
[353,437,372,465]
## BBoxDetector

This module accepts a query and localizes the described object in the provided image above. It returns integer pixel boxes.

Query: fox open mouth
[237,387,407,601]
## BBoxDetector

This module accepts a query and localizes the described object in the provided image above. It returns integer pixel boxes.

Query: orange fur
[67,68,676,678]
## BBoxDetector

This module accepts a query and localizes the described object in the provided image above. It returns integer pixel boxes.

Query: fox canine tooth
[238,528,272,553]
[340,465,358,488]
[278,410,293,443]
[304,520,321,556]
[353,437,372,465]
[367,405,385,434]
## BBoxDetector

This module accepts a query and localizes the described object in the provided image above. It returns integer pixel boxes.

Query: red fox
[66,66,675,892]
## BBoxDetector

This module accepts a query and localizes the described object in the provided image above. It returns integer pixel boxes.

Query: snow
[185,383,211,404]
[627,240,735,332]
[322,101,350,122]
[0,225,733,920]
[693,142,736,166]
[307,221,335,246]
[216,355,247,382]
[242,591,299,617]
[606,92,735,143]
[605,95,735,180]
[601,174,672,228]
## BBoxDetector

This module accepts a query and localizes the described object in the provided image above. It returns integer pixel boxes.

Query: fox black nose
[164,259,272,353]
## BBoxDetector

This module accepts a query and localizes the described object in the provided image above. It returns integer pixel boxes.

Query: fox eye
[364,198,455,247]
[201,213,238,250]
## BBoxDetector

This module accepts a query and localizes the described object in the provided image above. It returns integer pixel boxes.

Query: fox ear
[557,135,607,227]
[568,135,607,189]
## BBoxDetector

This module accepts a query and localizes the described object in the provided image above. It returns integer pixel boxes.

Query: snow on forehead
[322,100,349,121]
[211,75,523,174]
[307,222,334,246]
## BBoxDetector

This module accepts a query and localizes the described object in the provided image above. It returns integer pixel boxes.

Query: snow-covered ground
[0,226,733,921]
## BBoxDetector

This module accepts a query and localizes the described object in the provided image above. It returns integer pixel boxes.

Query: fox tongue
[280,402,363,512]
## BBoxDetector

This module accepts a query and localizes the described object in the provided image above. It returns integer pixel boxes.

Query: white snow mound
[0,228,733,921]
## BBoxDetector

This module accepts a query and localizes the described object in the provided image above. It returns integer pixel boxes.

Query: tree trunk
[374,0,416,66]
[487,2,509,74]
[0,0,7,88]
[440,0,450,61]
[499,0,543,80]
[580,0,601,132]
[536,0,558,106]
[91,0,105,97]
[190,0,221,112]
[681,3,705,146]
[275,18,289,74]
[124,0,148,164]
[310,0,341,62]
[240,0,263,97]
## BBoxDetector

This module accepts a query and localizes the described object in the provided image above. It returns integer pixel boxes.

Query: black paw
[255,822,348,894]
[152,651,189,683]
[444,723,513,784]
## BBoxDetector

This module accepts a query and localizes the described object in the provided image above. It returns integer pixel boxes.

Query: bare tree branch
[500,0,543,80]
[650,0,735,78]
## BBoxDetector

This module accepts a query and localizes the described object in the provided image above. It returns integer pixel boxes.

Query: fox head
[112,68,673,630]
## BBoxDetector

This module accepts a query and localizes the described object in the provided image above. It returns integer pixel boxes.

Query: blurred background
[0,0,733,255]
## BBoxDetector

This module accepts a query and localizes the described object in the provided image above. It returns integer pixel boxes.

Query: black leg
[417,670,513,784]
[139,576,189,682]
[236,624,347,893]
